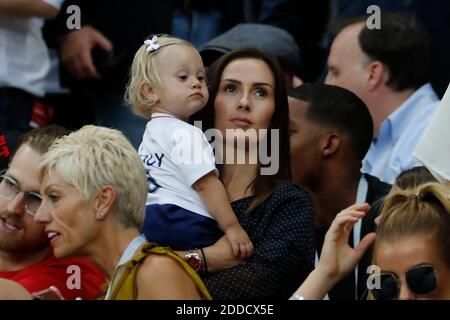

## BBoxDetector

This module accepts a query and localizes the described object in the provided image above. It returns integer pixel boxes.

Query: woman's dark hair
[195,48,291,212]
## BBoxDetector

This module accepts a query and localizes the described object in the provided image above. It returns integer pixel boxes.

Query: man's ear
[367,60,386,92]
[140,83,159,106]
[320,133,341,158]
[92,186,116,220]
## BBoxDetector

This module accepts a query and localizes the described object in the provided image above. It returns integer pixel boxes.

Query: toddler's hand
[225,225,254,259]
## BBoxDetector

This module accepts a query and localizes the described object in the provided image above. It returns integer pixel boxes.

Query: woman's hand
[316,203,376,284]
[291,203,376,300]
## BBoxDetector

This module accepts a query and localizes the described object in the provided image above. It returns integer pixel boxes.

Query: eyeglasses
[370,264,437,300]
[0,174,43,216]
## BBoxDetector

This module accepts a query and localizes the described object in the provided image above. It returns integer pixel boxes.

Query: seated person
[0,125,105,299]
[34,125,211,300]
[179,48,316,299]
[369,182,450,300]
[288,83,391,299]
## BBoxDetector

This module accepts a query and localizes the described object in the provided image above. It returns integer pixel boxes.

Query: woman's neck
[219,144,259,201]
[222,163,258,202]
[85,221,140,280]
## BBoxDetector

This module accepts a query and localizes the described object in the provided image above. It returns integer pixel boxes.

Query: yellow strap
[113,243,212,300]
[142,244,212,300]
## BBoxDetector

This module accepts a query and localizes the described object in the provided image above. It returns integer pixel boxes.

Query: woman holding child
[189,48,317,299]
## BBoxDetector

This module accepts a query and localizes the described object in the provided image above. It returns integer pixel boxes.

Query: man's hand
[60,25,113,80]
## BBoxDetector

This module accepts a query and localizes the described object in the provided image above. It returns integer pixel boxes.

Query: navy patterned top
[202,183,315,300]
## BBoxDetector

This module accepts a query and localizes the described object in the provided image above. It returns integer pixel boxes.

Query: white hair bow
[144,36,160,52]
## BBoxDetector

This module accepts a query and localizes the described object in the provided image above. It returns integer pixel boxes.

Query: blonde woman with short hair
[34,125,211,300]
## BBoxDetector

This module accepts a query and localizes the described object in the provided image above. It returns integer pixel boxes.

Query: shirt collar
[383,83,438,144]
[116,234,147,267]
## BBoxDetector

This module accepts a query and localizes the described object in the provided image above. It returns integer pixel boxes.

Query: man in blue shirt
[325,15,439,184]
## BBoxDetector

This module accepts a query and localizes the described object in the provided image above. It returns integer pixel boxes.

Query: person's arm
[0,279,32,300]
[193,172,253,258]
[290,204,376,300]
[0,0,58,19]
[59,25,113,79]
[136,255,202,300]
[200,188,316,299]
[176,235,243,274]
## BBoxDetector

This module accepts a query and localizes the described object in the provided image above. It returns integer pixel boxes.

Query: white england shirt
[139,113,218,220]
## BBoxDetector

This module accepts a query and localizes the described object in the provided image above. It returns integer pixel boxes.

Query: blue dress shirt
[362,83,439,184]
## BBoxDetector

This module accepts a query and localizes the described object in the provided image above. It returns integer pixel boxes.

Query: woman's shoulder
[269,182,312,205]
[137,245,197,282]
[136,246,210,299]
[253,183,313,217]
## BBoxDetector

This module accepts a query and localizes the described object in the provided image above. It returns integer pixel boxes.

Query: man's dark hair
[289,83,373,161]
[338,14,431,91]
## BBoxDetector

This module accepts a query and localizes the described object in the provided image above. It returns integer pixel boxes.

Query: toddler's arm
[194,172,253,259]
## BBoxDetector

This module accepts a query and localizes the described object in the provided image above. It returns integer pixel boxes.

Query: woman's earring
[96,211,106,219]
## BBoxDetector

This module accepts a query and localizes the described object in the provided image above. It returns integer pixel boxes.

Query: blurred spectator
[171,0,224,49]
[200,23,303,88]
[198,0,330,83]
[325,15,439,184]
[0,0,63,132]
[44,0,173,148]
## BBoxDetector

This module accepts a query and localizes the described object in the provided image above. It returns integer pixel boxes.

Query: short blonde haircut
[39,125,148,229]
[124,34,194,117]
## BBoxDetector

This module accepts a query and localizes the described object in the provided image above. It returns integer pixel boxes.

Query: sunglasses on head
[370,264,437,300]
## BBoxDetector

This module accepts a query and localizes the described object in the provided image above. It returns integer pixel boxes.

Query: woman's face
[213,58,275,147]
[34,169,98,258]
[375,234,450,300]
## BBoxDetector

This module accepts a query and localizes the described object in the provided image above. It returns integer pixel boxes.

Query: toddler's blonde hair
[125,34,194,117]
